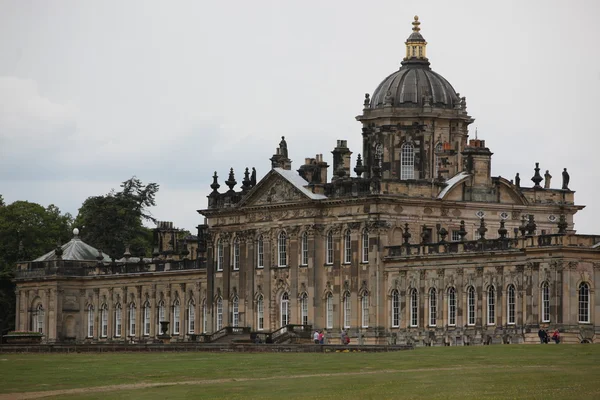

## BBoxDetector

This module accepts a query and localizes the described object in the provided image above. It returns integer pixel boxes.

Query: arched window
[448,288,456,326]
[257,295,264,330]
[362,229,369,263]
[300,293,308,325]
[114,303,122,337]
[257,235,264,268]
[301,232,309,266]
[278,232,287,267]
[579,283,590,323]
[410,289,418,327]
[487,286,495,325]
[361,294,369,328]
[343,292,351,329]
[216,239,224,271]
[326,231,334,265]
[158,300,166,323]
[232,296,239,327]
[507,285,516,325]
[128,303,136,336]
[401,143,415,180]
[326,293,333,329]
[434,142,442,178]
[173,299,180,335]
[188,299,195,334]
[344,230,352,264]
[143,301,151,336]
[541,282,550,322]
[429,288,437,327]
[281,292,290,327]
[202,299,207,333]
[467,286,475,326]
[87,304,94,338]
[100,304,108,338]
[391,289,400,328]
[233,237,240,271]
[33,304,44,334]
[216,297,223,331]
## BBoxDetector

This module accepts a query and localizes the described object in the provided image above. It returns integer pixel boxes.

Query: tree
[0,201,72,335]
[74,177,159,260]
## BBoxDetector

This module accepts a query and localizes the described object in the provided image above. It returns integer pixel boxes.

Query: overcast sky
[1,0,599,236]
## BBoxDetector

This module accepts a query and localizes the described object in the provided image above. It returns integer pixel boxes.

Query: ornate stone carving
[419,270,426,280]
[348,222,362,231]
[475,267,483,276]
[568,261,579,270]
[456,268,464,276]
[254,179,304,205]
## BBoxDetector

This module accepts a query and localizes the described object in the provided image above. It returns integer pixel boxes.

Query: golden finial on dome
[404,15,427,62]
[412,15,421,32]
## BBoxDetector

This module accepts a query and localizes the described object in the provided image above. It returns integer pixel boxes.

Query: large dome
[370,63,460,109]
[368,16,460,110]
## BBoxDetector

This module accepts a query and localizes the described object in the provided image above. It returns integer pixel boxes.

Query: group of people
[313,330,326,344]
[538,328,561,344]
[312,330,351,345]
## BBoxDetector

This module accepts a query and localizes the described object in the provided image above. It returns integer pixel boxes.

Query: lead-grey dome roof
[370,62,460,109]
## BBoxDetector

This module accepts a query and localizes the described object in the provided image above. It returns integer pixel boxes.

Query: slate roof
[33,230,112,262]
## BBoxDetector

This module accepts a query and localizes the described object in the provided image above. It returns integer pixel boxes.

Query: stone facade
[13,16,600,345]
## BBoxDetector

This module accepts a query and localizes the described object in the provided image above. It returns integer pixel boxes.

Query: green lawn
[0,345,599,399]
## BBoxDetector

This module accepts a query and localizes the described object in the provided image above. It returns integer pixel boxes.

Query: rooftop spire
[403,15,428,64]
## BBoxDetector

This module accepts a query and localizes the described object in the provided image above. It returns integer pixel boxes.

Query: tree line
[0,177,159,335]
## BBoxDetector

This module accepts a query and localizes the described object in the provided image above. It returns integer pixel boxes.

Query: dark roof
[370,63,459,109]
[33,229,112,262]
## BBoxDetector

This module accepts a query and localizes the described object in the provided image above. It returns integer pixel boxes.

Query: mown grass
[1,345,599,399]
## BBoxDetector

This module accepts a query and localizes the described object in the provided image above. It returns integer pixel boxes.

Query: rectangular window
[188,306,195,334]
[508,286,516,325]
[257,297,264,330]
[362,231,369,263]
[542,284,550,323]
[429,290,437,327]
[487,290,495,325]
[392,292,400,328]
[233,240,240,271]
[343,295,351,329]
[451,230,461,242]
[173,305,180,335]
[129,307,136,336]
[87,309,94,338]
[301,296,308,325]
[361,296,369,328]
[326,233,334,265]
[448,290,456,326]
[101,308,108,337]
[257,237,264,268]
[326,295,333,329]
[579,284,589,323]
[410,290,418,327]
[115,307,122,337]
[301,234,308,266]
[217,241,223,272]
[144,306,151,336]
[467,289,475,326]
[344,231,352,264]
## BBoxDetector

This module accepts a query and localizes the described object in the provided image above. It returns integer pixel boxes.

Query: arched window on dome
[401,143,415,180]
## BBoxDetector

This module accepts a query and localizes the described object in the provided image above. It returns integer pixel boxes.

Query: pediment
[239,173,309,207]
